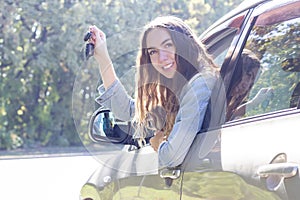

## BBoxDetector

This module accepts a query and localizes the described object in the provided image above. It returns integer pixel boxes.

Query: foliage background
[0,0,243,150]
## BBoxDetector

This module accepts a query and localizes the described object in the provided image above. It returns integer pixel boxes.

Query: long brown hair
[134,16,218,139]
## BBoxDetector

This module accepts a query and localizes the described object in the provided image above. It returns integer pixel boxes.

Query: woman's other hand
[150,131,166,152]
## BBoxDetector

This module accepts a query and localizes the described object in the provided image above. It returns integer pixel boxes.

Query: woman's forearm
[94,53,117,89]
[89,25,117,90]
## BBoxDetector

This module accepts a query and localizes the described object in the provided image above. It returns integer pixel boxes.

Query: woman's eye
[165,42,173,48]
[148,50,157,56]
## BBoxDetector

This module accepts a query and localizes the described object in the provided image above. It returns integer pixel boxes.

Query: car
[80,0,300,199]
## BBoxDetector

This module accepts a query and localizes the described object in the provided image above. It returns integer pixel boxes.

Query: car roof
[200,0,269,37]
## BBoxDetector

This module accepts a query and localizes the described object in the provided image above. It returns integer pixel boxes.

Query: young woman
[89,16,219,168]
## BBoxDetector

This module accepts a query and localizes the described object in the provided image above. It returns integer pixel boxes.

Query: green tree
[246,19,300,116]
[0,0,243,151]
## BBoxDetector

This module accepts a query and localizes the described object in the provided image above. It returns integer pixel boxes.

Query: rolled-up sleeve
[158,75,212,168]
[95,79,135,122]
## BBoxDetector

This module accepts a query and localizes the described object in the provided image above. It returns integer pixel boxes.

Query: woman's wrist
[94,48,111,64]
[94,53,113,74]
[97,61,117,89]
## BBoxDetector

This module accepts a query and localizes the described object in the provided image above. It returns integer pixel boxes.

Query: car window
[226,2,300,121]
[201,13,246,67]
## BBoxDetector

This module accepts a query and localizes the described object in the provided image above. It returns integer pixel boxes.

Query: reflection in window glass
[242,14,300,118]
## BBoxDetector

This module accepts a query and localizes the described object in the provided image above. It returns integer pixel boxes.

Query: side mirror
[88,108,134,144]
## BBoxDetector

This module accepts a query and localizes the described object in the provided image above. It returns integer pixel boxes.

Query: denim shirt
[95,73,215,168]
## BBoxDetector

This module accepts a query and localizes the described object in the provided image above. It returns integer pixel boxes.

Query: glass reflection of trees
[244,16,300,116]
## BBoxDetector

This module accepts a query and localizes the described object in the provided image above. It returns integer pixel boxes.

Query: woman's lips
[163,63,173,70]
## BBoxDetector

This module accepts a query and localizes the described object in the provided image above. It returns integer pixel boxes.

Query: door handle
[160,168,181,187]
[160,168,181,180]
[257,162,298,178]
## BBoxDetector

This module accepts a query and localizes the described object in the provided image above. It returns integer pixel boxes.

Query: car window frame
[197,10,255,130]
[179,8,255,174]
[224,107,300,128]
[181,0,300,168]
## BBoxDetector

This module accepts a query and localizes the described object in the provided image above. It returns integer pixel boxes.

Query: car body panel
[221,110,300,198]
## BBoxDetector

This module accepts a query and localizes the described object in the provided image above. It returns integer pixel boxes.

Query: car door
[221,1,300,199]
[178,7,279,200]
[179,1,300,199]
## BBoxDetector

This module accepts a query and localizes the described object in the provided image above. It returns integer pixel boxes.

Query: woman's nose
[158,49,168,61]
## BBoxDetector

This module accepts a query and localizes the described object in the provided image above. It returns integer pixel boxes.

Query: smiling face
[146,28,177,79]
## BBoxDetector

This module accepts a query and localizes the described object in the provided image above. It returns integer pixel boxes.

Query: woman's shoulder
[188,71,217,92]
[178,72,216,102]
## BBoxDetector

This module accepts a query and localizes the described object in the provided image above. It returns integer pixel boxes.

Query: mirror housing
[88,108,134,144]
